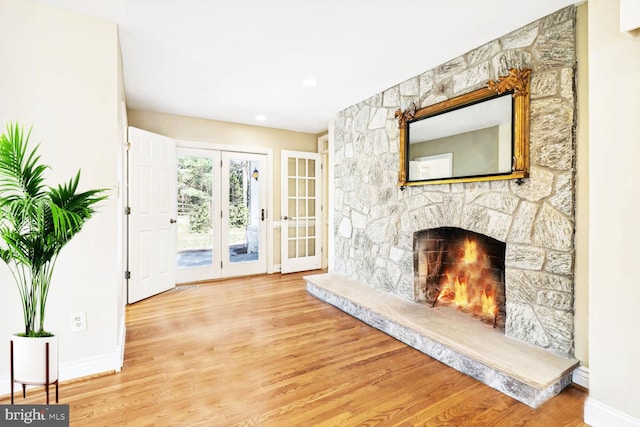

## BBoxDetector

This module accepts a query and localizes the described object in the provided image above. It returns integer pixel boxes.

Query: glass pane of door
[287,158,315,259]
[280,150,321,273]
[227,159,260,264]
[177,154,213,268]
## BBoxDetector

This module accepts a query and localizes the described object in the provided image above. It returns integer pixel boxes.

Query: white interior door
[221,152,267,277]
[281,150,322,274]
[175,148,221,283]
[127,127,177,303]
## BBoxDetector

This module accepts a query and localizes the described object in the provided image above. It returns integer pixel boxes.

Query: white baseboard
[585,397,640,427]
[2,315,126,395]
[572,365,589,389]
[0,351,121,394]
[58,352,121,382]
[273,264,281,273]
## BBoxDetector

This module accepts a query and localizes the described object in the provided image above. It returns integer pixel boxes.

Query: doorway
[176,148,267,283]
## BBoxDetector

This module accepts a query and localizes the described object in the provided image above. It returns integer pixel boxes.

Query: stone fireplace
[308,5,579,408]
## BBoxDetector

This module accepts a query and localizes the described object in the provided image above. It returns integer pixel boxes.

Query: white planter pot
[11,334,58,384]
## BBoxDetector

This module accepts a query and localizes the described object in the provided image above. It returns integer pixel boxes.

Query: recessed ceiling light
[302,78,318,87]
[255,114,267,121]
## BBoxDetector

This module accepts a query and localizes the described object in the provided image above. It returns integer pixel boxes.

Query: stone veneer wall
[333,6,577,355]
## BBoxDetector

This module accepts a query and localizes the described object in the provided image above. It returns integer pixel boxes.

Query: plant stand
[10,340,58,404]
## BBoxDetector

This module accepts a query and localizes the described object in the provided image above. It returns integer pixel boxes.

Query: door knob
[169,218,177,224]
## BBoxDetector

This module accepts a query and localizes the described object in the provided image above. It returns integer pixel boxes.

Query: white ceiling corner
[36,0,578,134]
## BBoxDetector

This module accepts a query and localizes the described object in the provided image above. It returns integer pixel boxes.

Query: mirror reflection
[408,94,512,181]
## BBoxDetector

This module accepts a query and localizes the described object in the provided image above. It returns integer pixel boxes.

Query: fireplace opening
[414,227,506,329]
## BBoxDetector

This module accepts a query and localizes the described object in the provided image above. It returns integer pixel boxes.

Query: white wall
[586,0,640,425]
[0,0,123,387]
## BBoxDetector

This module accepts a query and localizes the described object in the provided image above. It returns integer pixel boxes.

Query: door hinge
[125,142,131,151]
[124,270,131,280]
[125,206,131,215]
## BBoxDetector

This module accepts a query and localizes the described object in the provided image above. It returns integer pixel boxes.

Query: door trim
[318,134,329,269]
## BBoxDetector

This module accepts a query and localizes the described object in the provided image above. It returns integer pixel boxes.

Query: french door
[176,148,267,283]
[220,152,267,278]
[280,150,322,273]
[175,148,221,282]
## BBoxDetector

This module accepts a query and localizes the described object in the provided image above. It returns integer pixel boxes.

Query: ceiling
[38,0,578,134]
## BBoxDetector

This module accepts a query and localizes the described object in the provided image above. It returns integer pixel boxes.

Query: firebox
[414,227,506,329]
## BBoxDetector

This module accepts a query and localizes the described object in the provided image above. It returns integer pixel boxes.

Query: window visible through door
[177,154,215,269]
[176,148,267,283]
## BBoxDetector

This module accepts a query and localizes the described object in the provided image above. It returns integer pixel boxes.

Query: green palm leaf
[0,123,107,336]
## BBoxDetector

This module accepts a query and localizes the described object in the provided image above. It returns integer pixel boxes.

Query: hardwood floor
[1,271,588,426]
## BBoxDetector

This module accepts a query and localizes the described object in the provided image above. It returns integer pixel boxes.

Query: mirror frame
[395,68,531,186]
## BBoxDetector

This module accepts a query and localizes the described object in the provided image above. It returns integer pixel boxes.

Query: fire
[481,289,496,315]
[453,276,469,309]
[462,239,478,264]
[437,238,499,321]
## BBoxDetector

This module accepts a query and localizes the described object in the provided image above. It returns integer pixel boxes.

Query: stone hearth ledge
[305,273,579,408]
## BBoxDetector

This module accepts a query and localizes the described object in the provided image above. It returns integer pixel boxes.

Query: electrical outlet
[71,312,87,332]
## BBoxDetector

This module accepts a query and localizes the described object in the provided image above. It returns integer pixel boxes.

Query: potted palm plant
[0,122,106,390]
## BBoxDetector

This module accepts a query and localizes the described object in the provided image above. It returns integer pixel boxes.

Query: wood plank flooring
[1,271,589,426]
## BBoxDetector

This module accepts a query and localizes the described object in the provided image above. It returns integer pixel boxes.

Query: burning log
[431,289,441,307]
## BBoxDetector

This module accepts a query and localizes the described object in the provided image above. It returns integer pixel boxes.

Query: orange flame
[480,288,497,317]
[437,238,498,320]
[453,276,470,309]
[462,239,478,264]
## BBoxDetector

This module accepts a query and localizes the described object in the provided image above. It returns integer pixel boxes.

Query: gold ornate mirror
[395,68,530,187]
